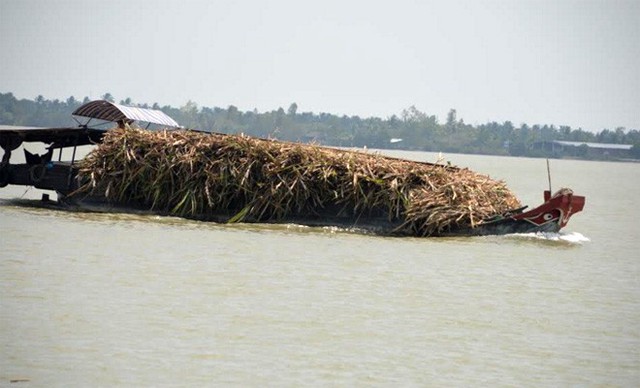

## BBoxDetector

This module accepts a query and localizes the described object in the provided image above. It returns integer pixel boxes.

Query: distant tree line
[1,92,639,160]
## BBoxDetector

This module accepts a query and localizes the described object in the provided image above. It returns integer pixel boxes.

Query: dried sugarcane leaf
[76,127,521,236]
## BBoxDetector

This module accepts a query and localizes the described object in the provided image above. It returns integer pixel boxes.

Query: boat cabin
[0,100,180,194]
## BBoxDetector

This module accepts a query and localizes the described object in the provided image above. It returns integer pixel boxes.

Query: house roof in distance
[552,140,633,150]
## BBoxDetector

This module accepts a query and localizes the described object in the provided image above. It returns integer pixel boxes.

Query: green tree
[287,102,298,116]
[66,96,77,107]
[227,105,239,121]
[445,108,461,135]
[576,143,589,158]
[179,100,200,128]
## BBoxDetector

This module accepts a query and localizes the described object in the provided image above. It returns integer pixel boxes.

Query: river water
[1,149,638,387]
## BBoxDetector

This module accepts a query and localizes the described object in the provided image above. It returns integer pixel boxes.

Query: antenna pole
[546,158,552,193]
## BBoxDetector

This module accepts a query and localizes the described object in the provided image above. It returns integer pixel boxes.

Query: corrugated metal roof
[72,100,179,127]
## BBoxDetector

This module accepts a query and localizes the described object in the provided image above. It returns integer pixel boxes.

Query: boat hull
[58,189,585,237]
[2,157,585,237]
[446,189,585,237]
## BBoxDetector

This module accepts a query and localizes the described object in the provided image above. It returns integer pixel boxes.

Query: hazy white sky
[1,0,638,131]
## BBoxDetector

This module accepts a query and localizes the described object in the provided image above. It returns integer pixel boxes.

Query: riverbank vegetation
[1,92,638,161]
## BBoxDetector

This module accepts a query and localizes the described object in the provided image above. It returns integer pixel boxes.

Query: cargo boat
[0,100,585,237]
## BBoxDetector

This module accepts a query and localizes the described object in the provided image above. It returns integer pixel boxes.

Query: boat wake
[507,231,590,244]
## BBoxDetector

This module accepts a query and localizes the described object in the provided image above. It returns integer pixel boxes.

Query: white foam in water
[509,231,590,244]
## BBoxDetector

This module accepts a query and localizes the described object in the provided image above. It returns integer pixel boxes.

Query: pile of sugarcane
[76,127,521,236]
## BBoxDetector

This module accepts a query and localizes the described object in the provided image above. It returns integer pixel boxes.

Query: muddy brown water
[1,149,638,386]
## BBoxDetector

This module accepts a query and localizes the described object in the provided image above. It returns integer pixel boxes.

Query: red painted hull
[452,188,585,236]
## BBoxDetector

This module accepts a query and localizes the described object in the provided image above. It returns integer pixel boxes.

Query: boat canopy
[0,125,104,151]
[72,100,180,128]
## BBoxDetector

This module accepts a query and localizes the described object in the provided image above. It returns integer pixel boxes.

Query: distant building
[531,140,633,158]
